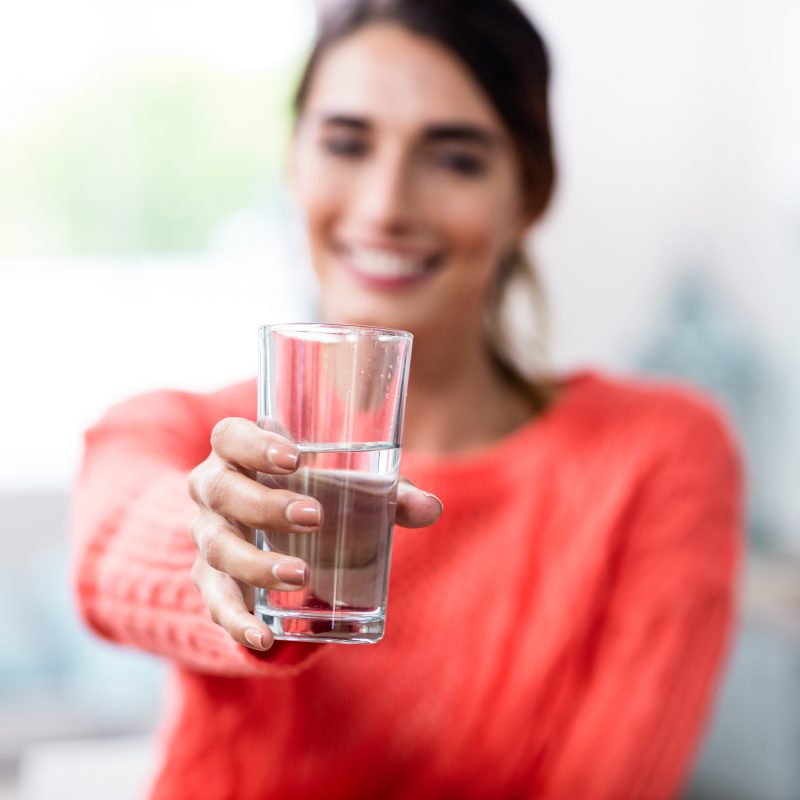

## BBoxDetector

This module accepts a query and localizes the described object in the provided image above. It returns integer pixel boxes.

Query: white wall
[525,0,798,363]
[0,240,312,489]
[1,0,797,545]
[524,0,800,547]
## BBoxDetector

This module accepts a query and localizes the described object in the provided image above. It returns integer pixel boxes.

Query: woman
[71,1,742,797]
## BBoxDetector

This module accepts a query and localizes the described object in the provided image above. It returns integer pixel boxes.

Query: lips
[334,243,442,289]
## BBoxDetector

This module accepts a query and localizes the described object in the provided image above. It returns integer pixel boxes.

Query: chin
[319,291,425,334]
[323,307,411,333]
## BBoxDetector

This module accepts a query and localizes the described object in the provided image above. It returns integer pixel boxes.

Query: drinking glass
[255,323,413,644]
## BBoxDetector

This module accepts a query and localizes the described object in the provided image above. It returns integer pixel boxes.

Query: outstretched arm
[71,382,440,677]
[70,383,318,677]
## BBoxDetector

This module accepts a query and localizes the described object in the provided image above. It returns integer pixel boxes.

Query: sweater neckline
[400,370,596,480]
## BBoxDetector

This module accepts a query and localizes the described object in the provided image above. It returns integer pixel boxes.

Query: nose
[352,146,416,236]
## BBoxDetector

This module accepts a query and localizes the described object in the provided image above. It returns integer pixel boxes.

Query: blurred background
[0,0,798,798]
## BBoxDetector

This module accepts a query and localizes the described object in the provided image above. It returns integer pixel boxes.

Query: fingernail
[285,500,321,527]
[267,441,300,471]
[422,491,444,514]
[272,559,308,587]
[244,628,266,650]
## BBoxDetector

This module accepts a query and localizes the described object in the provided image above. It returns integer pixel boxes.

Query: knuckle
[253,490,277,526]
[187,463,206,504]
[202,468,228,511]
[188,514,203,547]
[210,418,234,452]
[186,454,215,504]
[199,526,224,569]
[190,556,204,588]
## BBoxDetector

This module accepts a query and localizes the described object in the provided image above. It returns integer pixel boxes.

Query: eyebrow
[425,124,498,147]
[321,114,369,131]
[319,114,499,147]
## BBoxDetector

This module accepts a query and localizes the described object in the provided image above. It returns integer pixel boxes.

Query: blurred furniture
[687,556,800,800]
[0,491,163,792]
[17,736,156,800]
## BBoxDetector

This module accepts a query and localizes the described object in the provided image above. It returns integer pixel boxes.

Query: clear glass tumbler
[255,323,413,644]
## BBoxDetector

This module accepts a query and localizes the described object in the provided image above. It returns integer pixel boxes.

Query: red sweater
[71,372,741,799]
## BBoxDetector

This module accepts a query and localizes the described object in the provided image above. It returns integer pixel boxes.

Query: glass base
[256,607,385,644]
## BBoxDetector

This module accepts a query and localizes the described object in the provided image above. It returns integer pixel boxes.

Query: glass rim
[261,322,413,341]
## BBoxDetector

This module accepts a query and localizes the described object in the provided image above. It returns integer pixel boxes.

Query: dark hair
[294,0,558,410]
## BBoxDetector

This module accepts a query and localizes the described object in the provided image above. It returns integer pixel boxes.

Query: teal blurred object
[0,565,47,691]
[0,537,163,719]
[39,542,164,720]
[636,271,775,548]
[0,492,164,762]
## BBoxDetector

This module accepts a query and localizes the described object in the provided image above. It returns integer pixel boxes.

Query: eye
[321,136,368,158]
[432,149,488,177]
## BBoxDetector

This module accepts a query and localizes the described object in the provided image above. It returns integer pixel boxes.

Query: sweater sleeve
[70,384,326,678]
[543,396,743,800]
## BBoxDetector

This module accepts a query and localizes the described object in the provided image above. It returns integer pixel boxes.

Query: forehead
[302,23,504,132]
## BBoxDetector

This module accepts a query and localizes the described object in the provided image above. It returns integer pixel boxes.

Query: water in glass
[255,442,400,643]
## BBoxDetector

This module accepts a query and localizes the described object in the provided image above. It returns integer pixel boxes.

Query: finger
[190,511,309,590]
[191,557,275,651]
[198,468,323,532]
[395,479,443,528]
[211,417,300,474]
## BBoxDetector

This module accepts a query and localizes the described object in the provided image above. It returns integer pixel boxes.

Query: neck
[402,329,534,455]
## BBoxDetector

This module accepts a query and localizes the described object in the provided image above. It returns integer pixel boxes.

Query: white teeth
[348,246,428,278]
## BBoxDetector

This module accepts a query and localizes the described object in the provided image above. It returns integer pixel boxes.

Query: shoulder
[558,373,743,573]
[558,370,741,477]
[563,370,737,447]
[90,378,257,434]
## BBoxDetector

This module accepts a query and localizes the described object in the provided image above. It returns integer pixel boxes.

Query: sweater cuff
[74,467,329,679]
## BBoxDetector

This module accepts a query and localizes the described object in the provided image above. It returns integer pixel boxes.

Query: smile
[335,244,442,289]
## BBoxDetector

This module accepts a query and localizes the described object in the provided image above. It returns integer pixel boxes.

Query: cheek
[429,185,519,279]
[295,162,336,238]
[292,145,354,250]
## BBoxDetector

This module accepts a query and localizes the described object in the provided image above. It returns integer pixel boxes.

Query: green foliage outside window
[0,61,299,257]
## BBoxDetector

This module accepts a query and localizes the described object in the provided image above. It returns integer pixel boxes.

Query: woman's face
[290,23,528,339]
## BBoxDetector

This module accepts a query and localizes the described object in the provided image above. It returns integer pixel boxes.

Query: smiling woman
[70,1,742,799]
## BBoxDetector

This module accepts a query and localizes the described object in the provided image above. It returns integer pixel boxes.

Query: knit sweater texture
[71,371,742,799]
